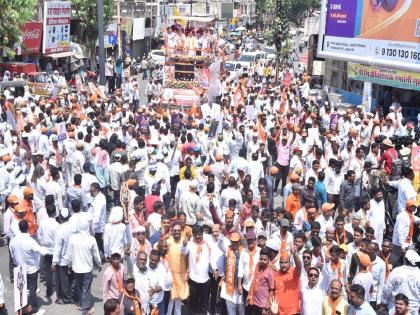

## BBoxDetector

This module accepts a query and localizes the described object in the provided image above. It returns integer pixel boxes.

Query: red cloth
[145,195,161,218]
[379,148,397,175]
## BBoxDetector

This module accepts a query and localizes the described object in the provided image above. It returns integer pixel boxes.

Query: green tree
[264,0,290,83]
[0,0,37,60]
[72,0,114,68]
[262,0,320,82]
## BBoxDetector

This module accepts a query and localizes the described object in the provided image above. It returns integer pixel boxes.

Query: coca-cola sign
[21,22,43,54]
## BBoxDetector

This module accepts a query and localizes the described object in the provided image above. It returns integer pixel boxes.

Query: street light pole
[97,0,106,86]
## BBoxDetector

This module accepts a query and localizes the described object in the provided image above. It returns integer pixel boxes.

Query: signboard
[14,265,28,312]
[133,18,145,41]
[412,146,420,172]
[162,88,201,110]
[348,62,420,91]
[18,22,43,55]
[43,2,71,54]
[109,34,116,45]
[318,0,420,72]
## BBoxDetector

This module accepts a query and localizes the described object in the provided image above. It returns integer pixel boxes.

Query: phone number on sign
[380,48,420,61]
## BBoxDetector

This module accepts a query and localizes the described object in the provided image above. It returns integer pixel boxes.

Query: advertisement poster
[412,146,420,172]
[43,1,71,54]
[17,22,43,55]
[14,265,28,312]
[348,62,420,91]
[322,0,420,67]
[329,113,339,130]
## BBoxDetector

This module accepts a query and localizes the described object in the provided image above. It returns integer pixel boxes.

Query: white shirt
[367,199,386,246]
[66,231,101,273]
[315,215,334,239]
[238,247,260,291]
[382,265,420,315]
[181,240,212,283]
[38,217,60,255]
[324,169,343,195]
[109,161,124,191]
[52,221,73,266]
[348,301,376,315]
[133,264,151,314]
[89,192,107,233]
[370,257,386,304]
[71,150,85,175]
[103,222,130,258]
[270,230,294,252]
[301,283,325,315]
[9,232,48,274]
[220,187,243,211]
[389,178,417,214]
[147,213,161,236]
[179,190,200,225]
[392,211,420,249]
[321,259,348,291]
[45,180,63,211]
[204,234,226,274]
[352,271,374,301]
[147,264,165,306]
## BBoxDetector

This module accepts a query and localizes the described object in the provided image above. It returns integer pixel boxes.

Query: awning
[169,16,216,22]
[46,51,74,59]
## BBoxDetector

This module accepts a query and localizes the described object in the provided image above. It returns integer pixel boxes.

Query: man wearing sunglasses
[301,267,325,315]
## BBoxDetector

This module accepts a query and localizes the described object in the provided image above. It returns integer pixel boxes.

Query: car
[263,46,276,61]
[243,38,258,51]
[149,50,165,66]
[237,52,263,72]
[224,61,243,80]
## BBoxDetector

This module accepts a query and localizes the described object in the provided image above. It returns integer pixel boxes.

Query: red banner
[21,22,43,54]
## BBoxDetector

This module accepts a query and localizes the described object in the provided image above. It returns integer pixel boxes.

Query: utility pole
[117,0,122,57]
[97,0,106,85]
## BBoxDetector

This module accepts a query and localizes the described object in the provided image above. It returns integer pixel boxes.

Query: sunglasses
[302,256,311,260]
[308,273,319,278]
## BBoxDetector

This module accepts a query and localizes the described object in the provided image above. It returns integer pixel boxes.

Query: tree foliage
[0,0,37,60]
[72,0,114,66]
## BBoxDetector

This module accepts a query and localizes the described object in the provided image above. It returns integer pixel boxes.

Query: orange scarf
[406,211,414,244]
[248,246,257,280]
[112,266,123,293]
[335,231,346,245]
[328,296,342,315]
[226,247,240,296]
[331,259,342,282]
[380,252,391,279]
[195,240,204,263]
[248,263,266,305]
[123,289,142,315]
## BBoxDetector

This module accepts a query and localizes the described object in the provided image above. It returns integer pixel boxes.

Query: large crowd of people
[0,25,420,315]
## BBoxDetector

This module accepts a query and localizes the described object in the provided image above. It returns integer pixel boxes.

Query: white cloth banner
[133,18,145,41]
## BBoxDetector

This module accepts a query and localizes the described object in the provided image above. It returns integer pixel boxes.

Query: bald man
[274,246,302,315]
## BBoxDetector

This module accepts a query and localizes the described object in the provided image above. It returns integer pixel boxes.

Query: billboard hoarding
[17,22,43,55]
[348,63,420,91]
[43,2,71,54]
[317,0,420,72]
